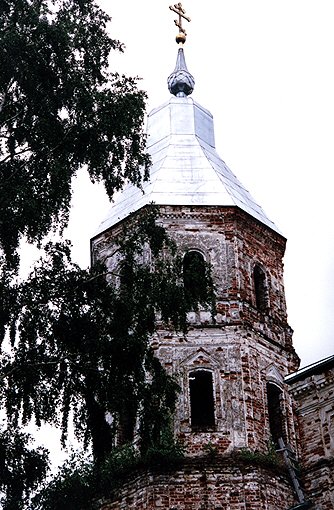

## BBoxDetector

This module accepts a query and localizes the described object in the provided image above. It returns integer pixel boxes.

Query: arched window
[189,370,215,428]
[253,264,267,311]
[183,251,207,304]
[267,382,285,448]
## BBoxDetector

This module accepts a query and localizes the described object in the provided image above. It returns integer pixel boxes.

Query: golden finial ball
[176,32,186,44]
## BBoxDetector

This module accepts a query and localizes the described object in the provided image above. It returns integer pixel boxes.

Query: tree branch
[0,146,32,164]
[79,269,120,286]
[0,108,24,128]
[0,357,101,382]
[0,78,15,116]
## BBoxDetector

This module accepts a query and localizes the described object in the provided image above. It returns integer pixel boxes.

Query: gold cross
[169,3,191,37]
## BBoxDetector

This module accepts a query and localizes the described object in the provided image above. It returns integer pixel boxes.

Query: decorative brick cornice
[288,375,334,399]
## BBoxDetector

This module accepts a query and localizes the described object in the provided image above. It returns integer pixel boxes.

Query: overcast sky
[66,0,334,369]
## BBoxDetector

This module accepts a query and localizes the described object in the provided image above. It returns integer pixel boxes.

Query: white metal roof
[94,94,280,237]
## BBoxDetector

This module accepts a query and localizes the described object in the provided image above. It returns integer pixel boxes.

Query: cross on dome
[169,2,191,44]
[168,3,194,96]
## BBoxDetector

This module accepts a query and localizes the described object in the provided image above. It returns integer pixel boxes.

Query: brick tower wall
[97,458,296,510]
[154,324,298,456]
[91,205,302,509]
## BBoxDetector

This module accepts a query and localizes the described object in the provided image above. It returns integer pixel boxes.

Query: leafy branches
[33,437,184,510]
[0,427,48,510]
[0,0,150,267]
[1,207,215,471]
[0,4,217,508]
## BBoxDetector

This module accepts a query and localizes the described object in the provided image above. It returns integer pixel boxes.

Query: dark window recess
[254,264,267,311]
[189,370,215,428]
[267,382,285,447]
[118,409,135,445]
[183,251,207,303]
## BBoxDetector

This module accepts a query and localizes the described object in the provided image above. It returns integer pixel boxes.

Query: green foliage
[32,452,95,510]
[0,3,216,505]
[34,436,184,510]
[142,427,185,468]
[202,441,218,458]
[0,0,150,267]
[1,207,214,471]
[0,426,48,510]
[235,442,283,469]
[0,261,17,341]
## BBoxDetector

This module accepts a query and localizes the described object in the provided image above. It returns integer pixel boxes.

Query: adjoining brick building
[286,356,334,509]
[91,14,333,510]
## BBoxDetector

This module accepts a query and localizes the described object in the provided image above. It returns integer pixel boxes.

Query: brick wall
[92,205,297,352]
[288,359,334,509]
[154,324,298,456]
[97,457,296,510]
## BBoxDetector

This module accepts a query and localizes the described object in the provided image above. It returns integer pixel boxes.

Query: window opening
[267,382,285,448]
[118,408,135,445]
[254,264,267,311]
[189,370,215,428]
[183,251,207,303]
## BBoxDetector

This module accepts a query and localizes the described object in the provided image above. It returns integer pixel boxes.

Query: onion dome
[167,47,195,97]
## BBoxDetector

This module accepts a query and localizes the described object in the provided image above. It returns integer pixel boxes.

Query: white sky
[67,0,334,369]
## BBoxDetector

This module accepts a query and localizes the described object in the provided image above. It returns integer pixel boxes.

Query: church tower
[92,5,309,509]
